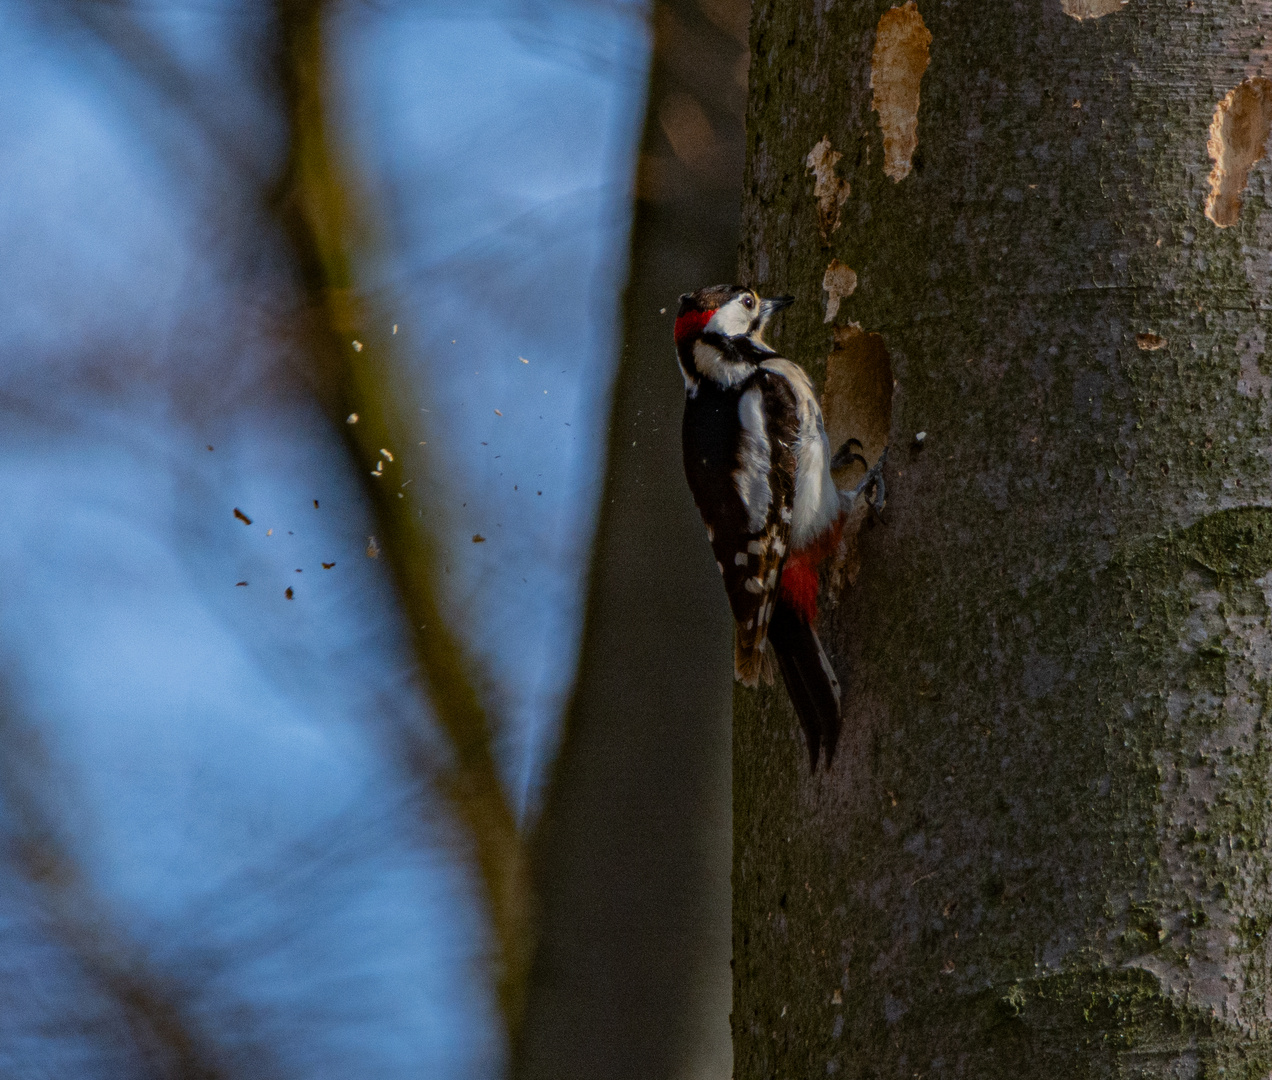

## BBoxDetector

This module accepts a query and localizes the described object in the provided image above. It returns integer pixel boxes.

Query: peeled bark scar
[870,2,931,183]
[805,136,850,239]
[822,260,858,323]
[822,324,893,584]
[1205,77,1272,228]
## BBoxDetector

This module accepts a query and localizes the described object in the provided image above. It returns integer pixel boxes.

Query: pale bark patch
[821,324,892,585]
[1135,332,1168,351]
[821,260,858,323]
[870,2,931,183]
[805,136,850,239]
[1060,0,1126,20]
[1237,325,1270,398]
[1205,77,1272,228]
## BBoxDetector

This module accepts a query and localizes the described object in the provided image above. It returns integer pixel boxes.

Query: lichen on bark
[735,0,1272,1074]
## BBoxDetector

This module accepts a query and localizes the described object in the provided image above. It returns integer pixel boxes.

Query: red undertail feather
[778,518,843,625]
[778,558,819,624]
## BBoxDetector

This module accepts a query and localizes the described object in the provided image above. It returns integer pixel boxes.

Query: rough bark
[734,0,1272,1075]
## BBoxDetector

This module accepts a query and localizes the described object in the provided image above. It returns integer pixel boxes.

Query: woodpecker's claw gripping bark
[838,445,888,518]
[830,438,869,472]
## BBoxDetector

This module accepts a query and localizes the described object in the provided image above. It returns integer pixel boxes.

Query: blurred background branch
[0,0,747,1074]
[517,0,747,1075]
[271,0,533,1028]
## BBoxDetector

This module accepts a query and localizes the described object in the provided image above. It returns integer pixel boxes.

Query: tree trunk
[734,1,1272,1075]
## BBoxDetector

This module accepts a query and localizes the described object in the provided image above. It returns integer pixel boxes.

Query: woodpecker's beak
[760,294,795,320]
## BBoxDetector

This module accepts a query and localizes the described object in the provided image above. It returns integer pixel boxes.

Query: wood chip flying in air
[322,562,335,569]
[346,413,359,424]
[472,534,486,543]
[366,536,381,558]
[235,581,248,587]
[494,409,503,416]
[313,499,319,508]
[380,448,394,462]
[285,587,294,599]
[520,357,529,364]
[352,340,363,352]
[233,508,252,525]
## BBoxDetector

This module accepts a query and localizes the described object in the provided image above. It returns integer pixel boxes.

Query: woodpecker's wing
[717,369,799,687]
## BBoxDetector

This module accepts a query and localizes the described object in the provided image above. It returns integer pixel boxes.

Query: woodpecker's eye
[743,295,755,309]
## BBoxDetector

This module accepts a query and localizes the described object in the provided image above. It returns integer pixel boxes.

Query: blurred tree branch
[0,715,229,1080]
[516,0,746,1075]
[272,0,534,1033]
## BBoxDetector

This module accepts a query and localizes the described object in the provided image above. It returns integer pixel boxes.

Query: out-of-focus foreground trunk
[735,0,1272,1074]
[517,0,749,1078]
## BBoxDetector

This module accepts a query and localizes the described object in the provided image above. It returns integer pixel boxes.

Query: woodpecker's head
[675,285,794,348]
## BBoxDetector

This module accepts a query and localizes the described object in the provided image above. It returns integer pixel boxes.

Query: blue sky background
[331,0,650,819]
[0,0,655,1072]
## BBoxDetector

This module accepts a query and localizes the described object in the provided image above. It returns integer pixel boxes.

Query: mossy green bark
[734,0,1272,1075]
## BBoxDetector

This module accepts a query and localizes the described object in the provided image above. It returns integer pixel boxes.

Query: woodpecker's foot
[838,446,888,518]
[830,437,869,472]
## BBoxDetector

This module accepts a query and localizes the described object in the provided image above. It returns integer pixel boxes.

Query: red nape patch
[674,308,713,343]
[779,557,820,624]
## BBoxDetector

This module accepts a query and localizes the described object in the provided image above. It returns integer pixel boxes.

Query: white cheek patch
[733,385,772,532]
[706,296,755,337]
[693,340,752,388]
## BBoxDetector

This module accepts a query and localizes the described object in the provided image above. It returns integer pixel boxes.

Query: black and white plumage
[675,284,853,770]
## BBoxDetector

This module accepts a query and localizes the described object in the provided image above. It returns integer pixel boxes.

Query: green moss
[1186,508,1272,580]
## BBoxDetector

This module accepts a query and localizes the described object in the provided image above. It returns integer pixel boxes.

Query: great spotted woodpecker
[676,284,885,770]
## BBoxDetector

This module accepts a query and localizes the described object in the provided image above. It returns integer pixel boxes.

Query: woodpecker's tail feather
[734,629,777,688]
[734,631,761,688]
[768,600,842,771]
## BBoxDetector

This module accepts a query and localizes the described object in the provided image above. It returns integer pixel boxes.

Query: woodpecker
[675,284,885,770]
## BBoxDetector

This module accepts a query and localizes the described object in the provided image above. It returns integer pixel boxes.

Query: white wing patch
[760,357,841,548]
[734,384,772,532]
